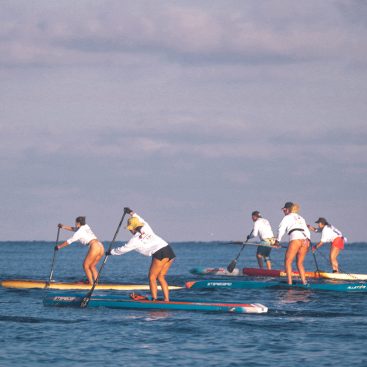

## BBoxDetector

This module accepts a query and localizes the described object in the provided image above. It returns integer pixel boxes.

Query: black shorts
[256,246,272,258]
[152,245,176,261]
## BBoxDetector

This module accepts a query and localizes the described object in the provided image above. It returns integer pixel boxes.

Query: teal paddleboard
[43,293,268,314]
[186,279,367,292]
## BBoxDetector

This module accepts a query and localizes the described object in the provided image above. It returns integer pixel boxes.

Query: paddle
[228,241,286,249]
[312,249,321,275]
[80,207,129,308]
[314,247,358,280]
[227,231,253,273]
[46,226,61,288]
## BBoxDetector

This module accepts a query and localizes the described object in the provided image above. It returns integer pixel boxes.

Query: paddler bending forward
[308,217,345,273]
[56,216,105,285]
[107,208,176,302]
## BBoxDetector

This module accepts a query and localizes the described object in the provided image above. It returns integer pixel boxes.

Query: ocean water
[1,241,367,367]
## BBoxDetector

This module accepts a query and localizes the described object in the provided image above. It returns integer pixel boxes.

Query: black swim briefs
[152,245,176,261]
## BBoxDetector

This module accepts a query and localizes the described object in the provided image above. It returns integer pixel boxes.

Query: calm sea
[1,241,367,367]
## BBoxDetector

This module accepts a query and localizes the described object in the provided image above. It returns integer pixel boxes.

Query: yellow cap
[126,217,144,231]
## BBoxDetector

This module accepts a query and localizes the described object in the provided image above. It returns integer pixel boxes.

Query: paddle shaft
[314,247,359,280]
[229,241,286,249]
[312,251,320,273]
[47,227,60,285]
[80,209,128,308]
[227,230,254,272]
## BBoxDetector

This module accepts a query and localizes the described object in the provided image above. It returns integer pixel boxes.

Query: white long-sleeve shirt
[111,214,168,257]
[66,224,98,246]
[277,213,310,241]
[249,218,274,241]
[320,225,343,243]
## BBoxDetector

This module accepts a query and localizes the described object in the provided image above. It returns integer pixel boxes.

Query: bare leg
[157,259,174,301]
[83,260,94,284]
[257,254,264,269]
[330,246,341,272]
[296,241,309,285]
[83,242,104,284]
[90,253,104,282]
[285,241,300,285]
[265,259,272,270]
[149,257,174,301]
[149,258,163,300]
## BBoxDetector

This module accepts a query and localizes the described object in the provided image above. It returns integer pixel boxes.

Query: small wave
[268,309,362,318]
[0,314,87,324]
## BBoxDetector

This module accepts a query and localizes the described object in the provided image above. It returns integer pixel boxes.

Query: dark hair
[75,216,86,226]
[315,217,329,226]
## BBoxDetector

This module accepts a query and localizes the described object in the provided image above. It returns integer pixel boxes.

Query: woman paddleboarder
[308,217,345,273]
[275,202,311,285]
[107,208,176,302]
[55,216,105,285]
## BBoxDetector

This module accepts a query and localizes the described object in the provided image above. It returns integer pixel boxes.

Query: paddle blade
[227,259,237,273]
[80,292,92,308]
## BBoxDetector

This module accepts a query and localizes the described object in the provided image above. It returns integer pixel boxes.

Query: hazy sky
[1,0,366,242]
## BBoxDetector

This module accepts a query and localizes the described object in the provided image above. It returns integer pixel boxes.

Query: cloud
[0,1,367,241]
[1,0,367,68]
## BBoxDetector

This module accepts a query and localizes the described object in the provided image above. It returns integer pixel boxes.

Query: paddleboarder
[247,211,276,270]
[55,216,105,285]
[107,208,176,302]
[308,218,345,273]
[274,202,311,285]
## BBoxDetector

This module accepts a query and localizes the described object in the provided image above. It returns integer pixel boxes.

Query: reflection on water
[278,289,312,304]
[145,311,170,321]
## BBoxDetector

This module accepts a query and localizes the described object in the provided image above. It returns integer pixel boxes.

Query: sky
[0,0,366,242]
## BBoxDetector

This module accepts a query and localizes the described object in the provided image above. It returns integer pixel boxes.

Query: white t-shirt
[277,213,310,241]
[249,218,274,241]
[320,225,343,243]
[111,214,168,257]
[66,224,98,246]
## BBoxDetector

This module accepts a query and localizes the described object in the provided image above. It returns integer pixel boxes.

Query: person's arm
[58,223,76,232]
[55,241,70,250]
[56,227,82,250]
[276,217,288,242]
[312,241,324,252]
[307,224,317,232]
[110,237,139,256]
[249,222,258,240]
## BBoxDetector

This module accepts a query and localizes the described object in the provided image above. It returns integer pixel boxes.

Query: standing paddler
[55,216,105,285]
[247,211,276,270]
[308,217,345,273]
[274,202,311,285]
[106,208,176,301]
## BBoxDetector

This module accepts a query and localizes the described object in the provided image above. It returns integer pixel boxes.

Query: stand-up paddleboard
[0,279,182,291]
[191,267,319,278]
[186,279,367,292]
[190,267,241,276]
[317,272,367,281]
[43,293,268,314]
[243,268,367,281]
[242,268,321,278]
